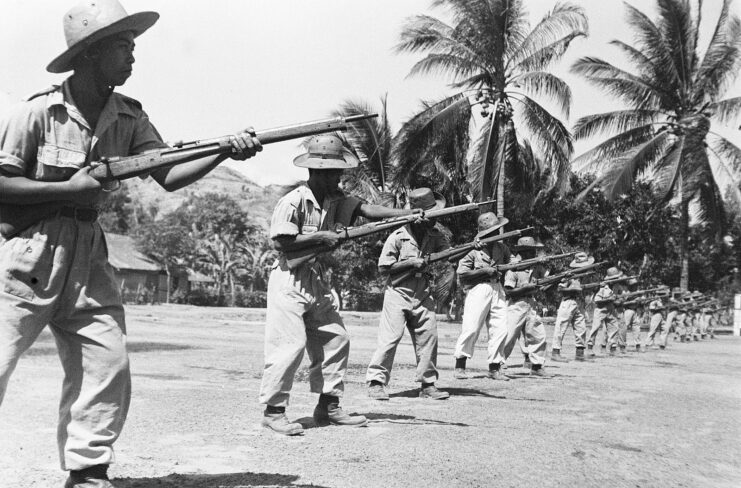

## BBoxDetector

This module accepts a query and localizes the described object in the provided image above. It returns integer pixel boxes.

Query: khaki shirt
[456,242,510,289]
[270,184,362,277]
[378,224,449,297]
[0,79,167,183]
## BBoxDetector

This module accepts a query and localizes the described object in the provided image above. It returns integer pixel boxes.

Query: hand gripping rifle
[0,113,377,239]
[614,286,666,306]
[284,200,496,270]
[388,225,534,286]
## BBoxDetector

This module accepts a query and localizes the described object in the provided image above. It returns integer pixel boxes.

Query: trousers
[0,218,129,471]
[259,261,348,407]
[366,286,439,385]
[502,300,546,365]
[453,281,507,364]
[552,297,586,350]
[587,303,620,348]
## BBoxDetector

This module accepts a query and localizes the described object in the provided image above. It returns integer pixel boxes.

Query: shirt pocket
[36,144,87,175]
[2,234,53,301]
[399,240,419,260]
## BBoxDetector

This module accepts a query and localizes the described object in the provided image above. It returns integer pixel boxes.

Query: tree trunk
[679,197,690,291]
[165,263,171,304]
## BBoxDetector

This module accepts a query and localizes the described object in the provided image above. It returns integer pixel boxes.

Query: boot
[419,383,450,400]
[659,345,666,350]
[529,364,549,378]
[618,346,627,356]
[262,410,304,436]
[551,349,570,363]
[454,357,469,379]
[487,363,510,381]
[65,465,115,488]
[586,345,596,358]
[575,347,592,361]
[367,381,389,401]
[609,347,617,356]
[314,395,368,427]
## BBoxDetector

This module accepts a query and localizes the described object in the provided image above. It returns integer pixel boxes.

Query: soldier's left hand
[229,127,262,160]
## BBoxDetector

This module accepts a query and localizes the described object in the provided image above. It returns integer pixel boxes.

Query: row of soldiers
[259,138,728,436]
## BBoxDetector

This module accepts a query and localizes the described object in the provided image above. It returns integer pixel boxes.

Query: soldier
[551,252,594,362]
[616,277,641,353]
[502,237,548,377]
[688,291,704,341]
[645,288,670,349]
[366,188,451,400]
[0,2,262,486]
[672,288,689,342]
[260,135,415,435]
[585,267,624,357]
[451,212,510,380]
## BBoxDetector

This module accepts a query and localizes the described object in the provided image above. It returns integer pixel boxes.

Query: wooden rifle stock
[0,114,377,239]
[494,251,577,273]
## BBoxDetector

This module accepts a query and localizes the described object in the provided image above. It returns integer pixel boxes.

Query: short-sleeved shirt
[593,284,615,304]
[269,184,362,273]
[0,80,167,184]
[648,298,664,311]
[378,224,449,297]
[456,242,510,289]
[504,265,546,302]
[558,277,583,296]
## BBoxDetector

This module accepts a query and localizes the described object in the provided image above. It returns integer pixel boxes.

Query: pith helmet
[293,135,360,169]
[691,290,703,299]
[475,212,508,238]
[47,0,159,73]
[569,252,595,268]
[627,277,639,286]
[513,236,545,251]
[407,188,446,211]
[604,267,625,280]
[655,287,670,297]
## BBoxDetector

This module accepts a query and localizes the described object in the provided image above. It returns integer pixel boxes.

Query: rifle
[615,286,666,303]
[541,261,608,291]
[389,226,534,286]
[506,262,606,297]
[581,275,639,291]
[0,113,377,239]
[493,252,577,273]
[284,199,496,270]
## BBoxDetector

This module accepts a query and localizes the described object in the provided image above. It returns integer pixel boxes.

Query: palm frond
[707,133,741,177]
[622,2,681,89]
[511,94,572,193]
[508,2,588,73]
[571,57,664,109]
[708,96,741,126]
[512,31,585,74]
[571,125,656,173]
[653,136,686,204]
[509,71,572,118]
[608,40,680,106]
[572,109,664,141]
[407,53,487,81]
[392,93,472,195]
[693,6,741,102]
[601,131,673,200]
[396,14,456,54]
[656,0,696,87]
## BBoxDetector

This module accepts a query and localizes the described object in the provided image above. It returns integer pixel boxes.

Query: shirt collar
[49,79,138,131]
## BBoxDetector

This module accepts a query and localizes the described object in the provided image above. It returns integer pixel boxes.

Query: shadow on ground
[25,342,198,356]
[115,472,328,488]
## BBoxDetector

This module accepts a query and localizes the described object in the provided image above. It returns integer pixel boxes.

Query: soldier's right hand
[486,266,500,277]
[66,166,102,205]
[410,257,427,269]
[314,231,341,249]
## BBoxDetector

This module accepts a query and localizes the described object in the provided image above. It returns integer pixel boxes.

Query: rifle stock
[494,251,577,273]
[0,114,378,239]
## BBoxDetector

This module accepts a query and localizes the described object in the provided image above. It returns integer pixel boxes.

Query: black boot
[551,349,570,363]
[65,465,115,488]
[454,357,468,379]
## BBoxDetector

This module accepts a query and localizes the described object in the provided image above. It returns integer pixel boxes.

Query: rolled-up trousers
[453,281,507,364]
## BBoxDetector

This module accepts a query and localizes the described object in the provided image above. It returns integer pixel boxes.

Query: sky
[1,0,739,187]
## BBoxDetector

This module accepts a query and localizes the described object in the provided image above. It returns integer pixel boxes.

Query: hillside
[124,166,293,229]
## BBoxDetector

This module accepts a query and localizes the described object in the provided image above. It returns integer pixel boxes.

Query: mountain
[123,166,293,229]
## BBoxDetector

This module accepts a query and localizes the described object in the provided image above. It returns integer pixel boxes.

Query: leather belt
[58,206,99,222]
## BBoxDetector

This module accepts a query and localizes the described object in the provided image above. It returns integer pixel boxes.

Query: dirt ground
[1,304,740,488]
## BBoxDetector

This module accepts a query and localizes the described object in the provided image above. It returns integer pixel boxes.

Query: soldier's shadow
[389,387,505,399]
[363,412,470,427]
[114,472,328,488]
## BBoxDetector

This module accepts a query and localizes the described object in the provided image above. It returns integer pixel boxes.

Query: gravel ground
[1,304,740,488]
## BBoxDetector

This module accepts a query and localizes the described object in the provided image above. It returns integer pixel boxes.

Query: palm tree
[394,0,587,215]
[571,0,741,290]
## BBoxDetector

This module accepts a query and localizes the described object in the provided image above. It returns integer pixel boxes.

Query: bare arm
[272,231,341,253]
[151,130,262,192]
[0,167,101,206]
[359,203,415,221]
